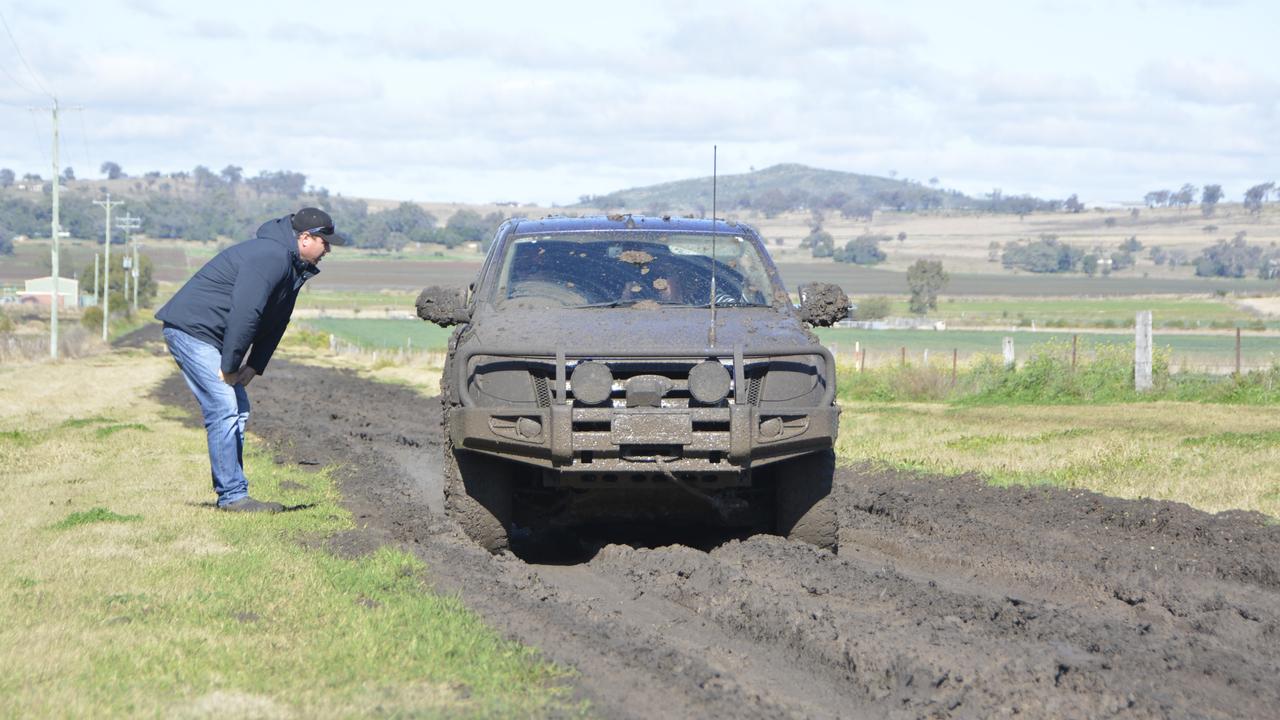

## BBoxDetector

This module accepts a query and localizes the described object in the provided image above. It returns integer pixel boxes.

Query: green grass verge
[0,354,581,718]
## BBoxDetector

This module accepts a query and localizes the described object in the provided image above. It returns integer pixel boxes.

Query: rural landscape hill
[574,163,983,215]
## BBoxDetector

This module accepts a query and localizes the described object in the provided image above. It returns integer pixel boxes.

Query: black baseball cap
[291,207,348,245]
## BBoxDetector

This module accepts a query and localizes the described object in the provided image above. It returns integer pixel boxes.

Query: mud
[797,282,850,327]
[130,322,1280,718]
[414,286,468,327]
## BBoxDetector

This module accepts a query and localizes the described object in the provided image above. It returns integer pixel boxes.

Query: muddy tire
[772,448,839,553]
[443,438,513,553]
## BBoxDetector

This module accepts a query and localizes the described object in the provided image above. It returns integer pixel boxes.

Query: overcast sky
[0,0,1275,206]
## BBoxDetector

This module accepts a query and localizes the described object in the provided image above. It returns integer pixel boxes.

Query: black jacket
[156,215,318,375]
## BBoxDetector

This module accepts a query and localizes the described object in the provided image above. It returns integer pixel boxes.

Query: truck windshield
[494,232,778,309]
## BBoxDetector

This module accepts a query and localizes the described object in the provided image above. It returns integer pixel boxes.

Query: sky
[0,0,1275,206]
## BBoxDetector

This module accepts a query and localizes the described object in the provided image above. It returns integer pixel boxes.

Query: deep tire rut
[135,326,1280,719]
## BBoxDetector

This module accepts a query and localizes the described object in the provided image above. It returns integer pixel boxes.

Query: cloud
[1139,58,1278,105]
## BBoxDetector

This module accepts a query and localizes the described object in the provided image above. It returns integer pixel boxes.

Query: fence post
[951,348,958,386]
[329,334,336,353]
[1003,336,1015,369]
[1071,334,1078,373]
[923,348,929,365]
[1135,310,1152,392]
[1236,327,1242,376]
[860,350,867,373]
[900,346,906,367]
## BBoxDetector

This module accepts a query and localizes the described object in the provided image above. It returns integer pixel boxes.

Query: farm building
[19,276,79,308]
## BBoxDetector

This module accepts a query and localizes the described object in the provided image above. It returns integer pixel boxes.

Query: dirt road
[136,327,1280,718]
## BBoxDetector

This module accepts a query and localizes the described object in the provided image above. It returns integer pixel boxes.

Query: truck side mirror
[415,285,471,327]
[796,283,850,327]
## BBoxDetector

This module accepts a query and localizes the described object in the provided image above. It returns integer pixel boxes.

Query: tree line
[0,163,507,253]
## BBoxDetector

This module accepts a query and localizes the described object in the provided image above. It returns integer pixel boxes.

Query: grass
[0,352,580,717]
[837,402,1280,517]
[294,288,417,311]
[52,507,143,529]
[301,317,454,352]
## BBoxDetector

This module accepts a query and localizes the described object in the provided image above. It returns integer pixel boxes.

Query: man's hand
[219,367,257,387]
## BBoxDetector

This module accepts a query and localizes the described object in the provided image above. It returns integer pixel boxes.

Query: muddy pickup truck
[417,215,848,552]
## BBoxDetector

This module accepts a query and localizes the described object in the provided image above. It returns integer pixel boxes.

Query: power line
[0,52,38,96]
[0,7,51,98]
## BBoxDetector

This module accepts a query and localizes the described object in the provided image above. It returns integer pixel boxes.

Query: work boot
[218,497,284,513]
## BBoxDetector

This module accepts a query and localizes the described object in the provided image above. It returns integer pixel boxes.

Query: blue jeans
[163,326,251,506]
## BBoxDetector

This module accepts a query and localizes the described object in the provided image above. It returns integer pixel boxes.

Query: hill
[573,163,1003,217]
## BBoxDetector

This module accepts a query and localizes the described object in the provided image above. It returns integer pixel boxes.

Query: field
[838,402,1280,516]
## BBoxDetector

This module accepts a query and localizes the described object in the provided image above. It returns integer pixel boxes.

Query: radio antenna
[709,145,718,347]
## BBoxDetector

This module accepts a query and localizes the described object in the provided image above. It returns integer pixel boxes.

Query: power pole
[93,194,124,342]
[31,98,80,359]
[116,213,142,312]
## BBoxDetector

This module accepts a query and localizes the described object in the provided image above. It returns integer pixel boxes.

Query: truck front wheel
[443,438,514,553]
[770,448,839,553]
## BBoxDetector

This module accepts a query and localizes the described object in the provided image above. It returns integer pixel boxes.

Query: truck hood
[464,306,819,355]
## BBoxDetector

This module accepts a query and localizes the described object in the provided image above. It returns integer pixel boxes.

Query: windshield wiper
[572,299,701,309]
[685,300,772,309]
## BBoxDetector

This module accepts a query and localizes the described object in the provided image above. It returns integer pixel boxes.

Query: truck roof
[508,215,751,236]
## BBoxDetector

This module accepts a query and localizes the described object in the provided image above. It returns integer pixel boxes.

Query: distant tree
[1143,189,1171,208]
[61,167,75,181]
[833,235,888,265]
[823,191,850,210]
[1201,184,1223,217]
[1001,234,1083,273]
[1130,208,1140,219]
[440,208,490,247]
[0,168,13,187]
[907,259,948,313]
[808,207,825,228]
[192,165,219,190]
[1196,232,1261,277]
[1148,246,1168,265]
[1244,182,1275,214]
[100,161,124,180]
[755,188,791,218]
[1082,254,1099,276]
[987,240,1001,262]
[1119,236,1143,253]
[1173,183,1197,210]
[1064,194,1085,213]
[928,177,940,187]
[220,165,243,184]
[896,231,907,242]
[839,198,874,220]
[802,228,834,258]
[1104,217,1117,227]
[1110,251,1134,271]
[852,296,892,321]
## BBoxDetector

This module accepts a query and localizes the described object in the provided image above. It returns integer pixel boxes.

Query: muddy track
[130,324,1280,718]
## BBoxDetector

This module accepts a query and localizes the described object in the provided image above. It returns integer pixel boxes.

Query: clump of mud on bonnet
[618,250,654,265]
[415,286,465,327]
